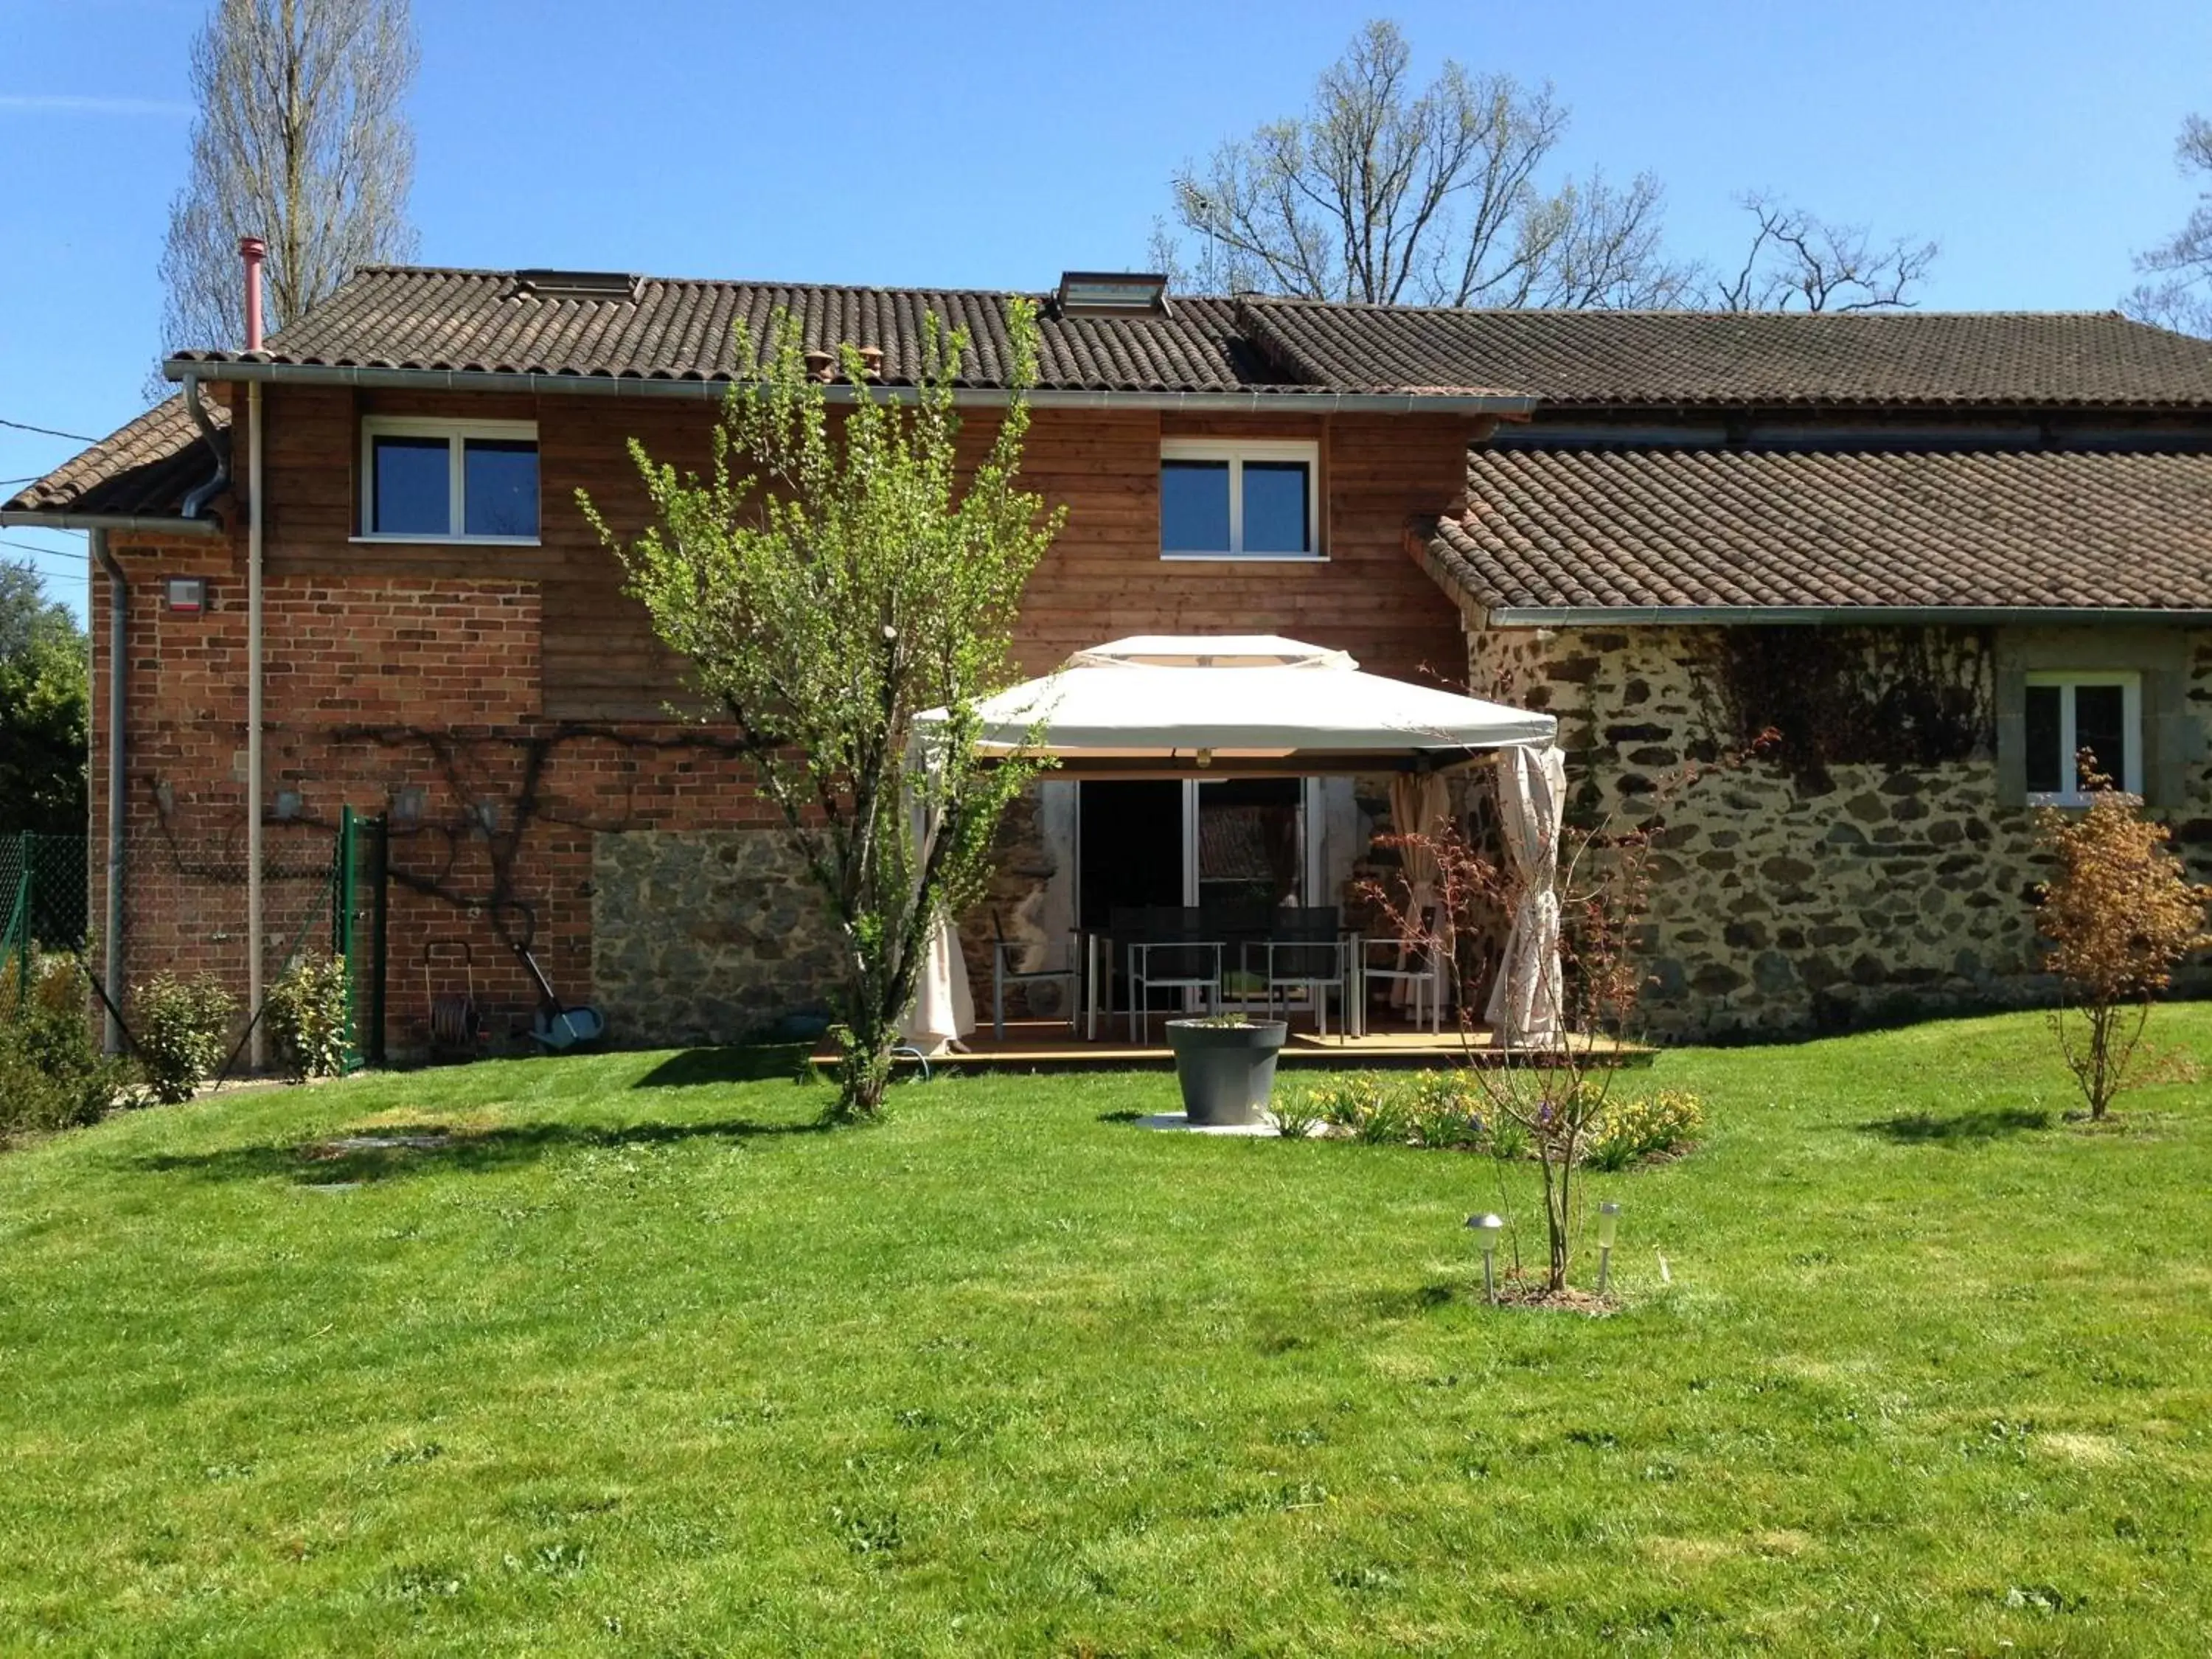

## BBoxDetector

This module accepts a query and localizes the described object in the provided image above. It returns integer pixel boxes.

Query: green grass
[2,1011,2209,1655]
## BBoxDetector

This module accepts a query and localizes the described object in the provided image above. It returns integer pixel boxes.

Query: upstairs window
[2025,671,2141,803]
[1161,439,1320,559]
[361,418,540,542]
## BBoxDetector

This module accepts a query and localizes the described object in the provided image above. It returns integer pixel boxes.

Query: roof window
[512,269,642,302]
[1057,271,1169,316]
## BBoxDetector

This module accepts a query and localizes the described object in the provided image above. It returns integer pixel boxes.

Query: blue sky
[6,0,2211,619]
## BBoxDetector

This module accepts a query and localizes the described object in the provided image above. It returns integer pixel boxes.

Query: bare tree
[2126,114,2212,336]
[1156,20,1691,307]
[154,0,418,373]
[1708,192,1938,313]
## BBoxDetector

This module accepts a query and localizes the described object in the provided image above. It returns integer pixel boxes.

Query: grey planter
[1165,1019,1289,1126]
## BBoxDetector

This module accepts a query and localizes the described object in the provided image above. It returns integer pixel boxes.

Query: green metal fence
[2,820,389,1071]
[1,832,89,997]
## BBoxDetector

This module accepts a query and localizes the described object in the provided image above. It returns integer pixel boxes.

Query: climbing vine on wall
[1705,626,1995,791]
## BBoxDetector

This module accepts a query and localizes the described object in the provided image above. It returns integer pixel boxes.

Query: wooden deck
[815,1018,1644,1072]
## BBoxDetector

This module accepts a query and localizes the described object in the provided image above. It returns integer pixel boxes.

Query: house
[9,260,2212,1053]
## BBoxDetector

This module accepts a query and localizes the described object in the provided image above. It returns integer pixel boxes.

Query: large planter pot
[1165,1018,1289,1126]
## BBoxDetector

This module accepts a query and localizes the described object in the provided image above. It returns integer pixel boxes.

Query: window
[1160,439,1320,558]
[360,419,539,541]
[2024,672,2141,802]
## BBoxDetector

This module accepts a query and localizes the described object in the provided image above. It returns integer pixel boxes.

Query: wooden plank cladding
[237,386,1478,722]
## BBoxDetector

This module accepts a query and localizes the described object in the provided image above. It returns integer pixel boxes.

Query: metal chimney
[239,237,266,351]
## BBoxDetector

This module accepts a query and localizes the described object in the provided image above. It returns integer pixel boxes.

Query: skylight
[512,269,642,302]
[1057,271,1169,316]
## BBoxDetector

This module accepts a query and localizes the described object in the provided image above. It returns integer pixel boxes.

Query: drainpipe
[241,235,267,1068]
[178,372,228,522]
[89,529,127,1054]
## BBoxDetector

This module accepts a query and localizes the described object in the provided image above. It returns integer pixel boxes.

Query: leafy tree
[153,0,418,376]
[2126,114,2212,335]
[2035,763,2210,1121]
[583,305,1064,1121]
[0,563,88,837]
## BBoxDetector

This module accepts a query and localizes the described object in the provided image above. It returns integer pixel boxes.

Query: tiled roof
[165,267,2212,408]
[1427,446,2212,613]
[1238,299,2212,409]
[167,268,1319,394]
[1,394,226,521]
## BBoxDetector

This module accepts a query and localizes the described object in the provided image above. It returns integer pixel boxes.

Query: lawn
[1,1010,2208,1656]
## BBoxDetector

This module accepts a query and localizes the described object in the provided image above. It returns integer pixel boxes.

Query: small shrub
[133,973,237,1103]
[1267,1092,1325,1138]
[0,956,135,1141]
[265,953,352,1082]
[1587,1088,1706,1170]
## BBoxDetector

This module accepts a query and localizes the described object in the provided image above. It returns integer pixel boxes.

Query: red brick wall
[94,389,1472,1056]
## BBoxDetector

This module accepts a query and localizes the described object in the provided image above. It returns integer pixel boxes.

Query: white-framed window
[358,417,540,543]
[2025,671,2142,803]
[1159,438,1321,559]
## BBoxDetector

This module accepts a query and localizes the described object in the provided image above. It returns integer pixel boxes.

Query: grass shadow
[632,1045,817,1090]
[129,1113,835,1186]
[1860,1107,2053,1146]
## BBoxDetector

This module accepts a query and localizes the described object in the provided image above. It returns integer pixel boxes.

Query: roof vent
[512,268,642,302]
[1057,271,1169,316]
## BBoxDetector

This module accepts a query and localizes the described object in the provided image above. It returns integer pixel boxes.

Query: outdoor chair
[1123,917,1225,1042]
[990,911,1082,1042]
[1359,905,1445,1035]
[1250,907,1348,1035]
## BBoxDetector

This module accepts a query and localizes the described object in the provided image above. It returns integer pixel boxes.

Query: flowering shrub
[1586,1088,1706,1171]
[1274,1071,1704,1168]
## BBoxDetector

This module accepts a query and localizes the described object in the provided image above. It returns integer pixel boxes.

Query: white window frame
[1159,437,1323,560]
[2025,670,2143,804]
[356,417,541,545]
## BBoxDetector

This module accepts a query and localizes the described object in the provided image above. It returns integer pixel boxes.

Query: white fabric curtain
[1385,771,1451,1011]
[895,742,977,1056]
[900,908,975,1055]
[1484,743,1567,1047]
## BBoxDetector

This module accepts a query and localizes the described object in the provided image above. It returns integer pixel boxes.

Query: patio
[910,634,1570,1059]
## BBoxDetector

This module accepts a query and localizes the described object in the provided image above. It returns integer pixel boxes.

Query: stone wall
[591,830,844,1049]
[1467,620,2212,1039]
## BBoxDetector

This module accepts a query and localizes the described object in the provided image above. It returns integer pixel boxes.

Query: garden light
[1467,1212,1505,1304]
[1596,1201,1621,1295]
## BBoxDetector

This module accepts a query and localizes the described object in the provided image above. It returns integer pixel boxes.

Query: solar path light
[1596,1201,1621,1295]
[1467,1213,1506,1304]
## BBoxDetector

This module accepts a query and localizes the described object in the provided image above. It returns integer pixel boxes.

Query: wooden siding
[235,385,1475,719]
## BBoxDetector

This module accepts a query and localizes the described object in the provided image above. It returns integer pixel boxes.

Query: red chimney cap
[239,236,266,257]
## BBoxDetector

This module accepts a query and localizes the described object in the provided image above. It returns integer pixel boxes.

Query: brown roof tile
[1,394,226,521]
[1429,446,2212,613]
[1241,299,2212,409]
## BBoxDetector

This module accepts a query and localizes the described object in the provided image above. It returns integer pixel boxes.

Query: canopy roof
[927,636,1555,773]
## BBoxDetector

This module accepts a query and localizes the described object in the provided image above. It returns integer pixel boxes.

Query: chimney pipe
[239,236,266,352]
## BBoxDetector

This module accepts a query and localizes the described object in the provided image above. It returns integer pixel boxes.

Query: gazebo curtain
[901,909,975,1055]
[1484,743,1566,1046]
[1385,771,1452,1011]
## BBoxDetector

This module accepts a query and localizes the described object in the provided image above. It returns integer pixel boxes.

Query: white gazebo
[908,636,1565,1051]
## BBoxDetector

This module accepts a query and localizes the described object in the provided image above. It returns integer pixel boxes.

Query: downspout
[88,529,126,1054]
[178,372,229,521]
[240,235,267,1069]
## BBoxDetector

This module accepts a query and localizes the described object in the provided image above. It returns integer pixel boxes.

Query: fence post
[10,833,29,1001]
[335,807,358,1071]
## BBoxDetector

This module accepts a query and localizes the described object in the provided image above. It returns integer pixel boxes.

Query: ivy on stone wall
[1706,626,1995,793]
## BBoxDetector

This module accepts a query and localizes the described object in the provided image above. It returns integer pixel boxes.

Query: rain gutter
[163,358,1539,417]
[1484,605,2212,627]
[0,510,222,535]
